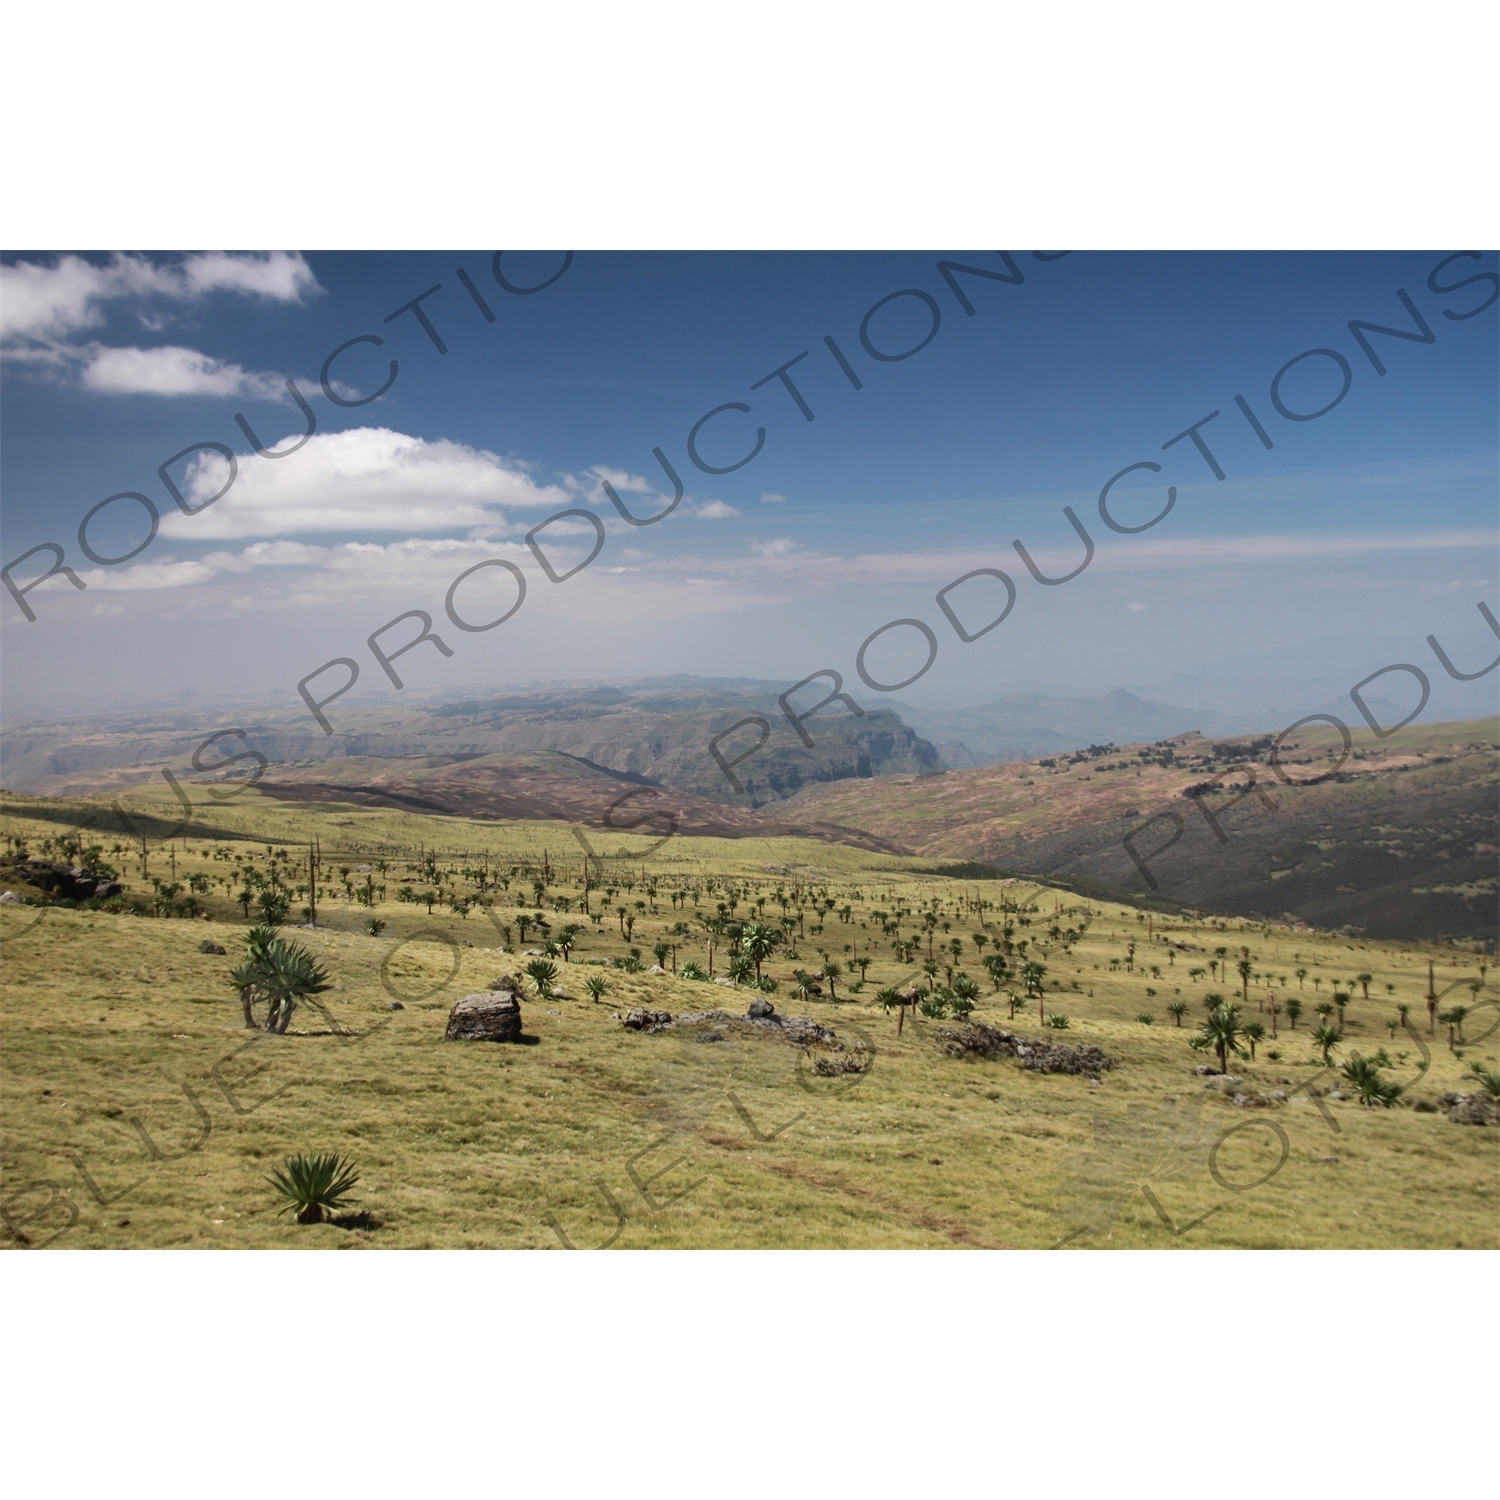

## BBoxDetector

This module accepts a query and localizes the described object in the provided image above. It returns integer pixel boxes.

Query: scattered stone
[647,964,667,973]
[1319,1156,1339,1164]
[445,991,522,1043]
[1328,1090,1347,1101]
[1412,1098,1439,1113]
[712,975,735,986]
[747,997,775,1020]
[1270,1090,1288,1101]
[814,1054,868,1076]
[623,1008,674,1033]
[1231,1092,1273,1107]
[1445,1092,1497,1126]
[0,891,18,904]
[198,940,226,954]
[387,1002,404,1011]
[934,1022,1113,1079]
[624,1005,846,1053]
[1203,1075,1243,1092]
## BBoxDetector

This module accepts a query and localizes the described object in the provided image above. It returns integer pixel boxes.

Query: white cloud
[1,252,319,345]
[564,462,680,517]
[179,252,319,303]
[579,464,654,495]
[79,344,290,399]
[750,537,796,557]
[68,536,528,598]
[156,427,573,540]
[760,492,788,504]
[690,500,740,519]
[1126,600,1147,612]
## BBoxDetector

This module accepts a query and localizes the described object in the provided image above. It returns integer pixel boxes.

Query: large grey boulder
[446,990,522,1043]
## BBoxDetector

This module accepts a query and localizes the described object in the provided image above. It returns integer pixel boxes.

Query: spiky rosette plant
[269,1152,361,1225]
[1341,1055,1402,1108]
[524,957,558,998]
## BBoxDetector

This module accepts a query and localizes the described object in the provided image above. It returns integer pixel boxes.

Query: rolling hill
[780,718,1500,942]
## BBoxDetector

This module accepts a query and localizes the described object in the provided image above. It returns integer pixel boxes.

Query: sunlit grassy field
[2,792,1495,1249]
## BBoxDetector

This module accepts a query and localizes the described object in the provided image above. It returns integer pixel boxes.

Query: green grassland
[2,790,1496,1250]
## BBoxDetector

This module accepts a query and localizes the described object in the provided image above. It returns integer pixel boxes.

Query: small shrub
[1136,1013,1154,1025]
[269,1152,361,1225]
[1046,1013,1071,1029]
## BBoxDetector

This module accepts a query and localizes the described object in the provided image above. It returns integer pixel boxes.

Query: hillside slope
[780,718,1499,941]
[252,751,909,853]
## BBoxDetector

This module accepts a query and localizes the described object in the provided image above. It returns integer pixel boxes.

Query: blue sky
[2,249,1496,730]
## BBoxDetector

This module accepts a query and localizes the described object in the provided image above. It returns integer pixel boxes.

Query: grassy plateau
[2,786,1495,1250]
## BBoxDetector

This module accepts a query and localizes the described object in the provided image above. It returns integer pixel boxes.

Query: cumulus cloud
[1,253,320,402]
[1,252,319,345]
[690,500,740,519]
[760,492,788,504]
[750,537,796,557]
[156,426,573,540]
[79,344,290,399]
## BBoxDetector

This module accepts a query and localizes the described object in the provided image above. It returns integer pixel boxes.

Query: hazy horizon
[4,251,1497,748]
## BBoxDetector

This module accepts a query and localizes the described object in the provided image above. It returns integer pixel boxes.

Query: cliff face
[426,689,945,805]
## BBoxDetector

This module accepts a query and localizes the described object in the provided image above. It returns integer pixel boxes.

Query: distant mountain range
[2,678,1424,805]
[5,677,1493,940]
[0,679,940,808]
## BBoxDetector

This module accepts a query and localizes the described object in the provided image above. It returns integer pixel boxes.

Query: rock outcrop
[934,1022,1113,1078]
[1440,1090,1497,1125]
[623,1008,674,1033]
[1,859,122,901]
